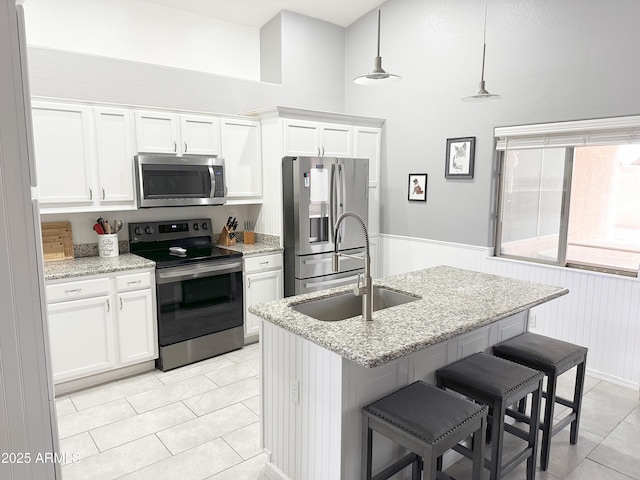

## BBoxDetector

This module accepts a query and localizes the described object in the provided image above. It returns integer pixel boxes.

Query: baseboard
[53,360,155,397]
[263,460,291,480]
[586,367,640,396]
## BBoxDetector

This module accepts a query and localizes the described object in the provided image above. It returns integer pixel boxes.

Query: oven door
[155,259,243,348]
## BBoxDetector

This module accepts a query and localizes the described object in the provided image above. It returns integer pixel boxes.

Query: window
[495,117,640,277]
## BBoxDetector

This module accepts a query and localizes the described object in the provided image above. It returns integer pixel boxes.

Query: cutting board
[41,221,74,262]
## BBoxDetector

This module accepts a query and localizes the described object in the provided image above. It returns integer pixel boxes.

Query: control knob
[145,226,155,235]
[134,227,143,236]
[201,222,208,230]
[193,223,199,231]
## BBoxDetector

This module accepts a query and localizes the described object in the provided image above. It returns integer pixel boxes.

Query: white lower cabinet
[243,253,283,340]
[47,295,114,383]
[117,289,155,365]
[46,268,157,384]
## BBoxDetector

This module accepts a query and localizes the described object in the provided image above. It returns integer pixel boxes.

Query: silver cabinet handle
[102,188,105,200]
[89,188,93,200]
[106,299,110,312]
[184,142,188,153]
[321,146,325,156]
[259,261,270,266]
[173,141,177,152]
[120,297,123,310]
[317,147,320,156]
[64,288,81,294]
[127,280,142,285]
[247,278,251,288]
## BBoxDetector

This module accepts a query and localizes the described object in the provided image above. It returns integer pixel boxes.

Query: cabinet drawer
[244,254,283,274]
[46,277,111,303]
[116,271,152,292]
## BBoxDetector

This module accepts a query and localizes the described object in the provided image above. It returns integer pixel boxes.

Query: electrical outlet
[529,313,537,329]
[290,377,300,404]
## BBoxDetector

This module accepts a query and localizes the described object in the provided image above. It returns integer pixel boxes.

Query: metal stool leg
[472,416,486,480]
[571,358,587,444]
[527,381,542,480]
[361,416,372,480]
[540,372,557,471]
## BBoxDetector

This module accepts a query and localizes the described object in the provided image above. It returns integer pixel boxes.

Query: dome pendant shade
[353,7,401,86]
[462,0,500,102]
[354,56,401,85]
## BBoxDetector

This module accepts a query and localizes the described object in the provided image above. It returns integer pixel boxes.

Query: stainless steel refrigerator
[282,156,369,296]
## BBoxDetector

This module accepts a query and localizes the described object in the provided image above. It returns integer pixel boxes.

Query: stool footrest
[505,408,532,425]
[501,447,534,476]
[371,452,419,480]
[552,394,576,409]
[552,412,577,436]
[504,422,530,442]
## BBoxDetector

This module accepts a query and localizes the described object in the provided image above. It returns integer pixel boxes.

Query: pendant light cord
[376,0,381,57]
[480,0,488,81]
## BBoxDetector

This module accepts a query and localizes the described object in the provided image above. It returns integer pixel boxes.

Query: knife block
[219,226,236,246]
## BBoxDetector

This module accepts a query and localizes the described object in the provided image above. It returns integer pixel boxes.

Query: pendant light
[462,0,500,101]
[354,0,401,85]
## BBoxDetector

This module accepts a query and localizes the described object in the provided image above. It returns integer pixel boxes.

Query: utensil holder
[98,233,119,258]
[244,231,255,245]
[219,226,236,246]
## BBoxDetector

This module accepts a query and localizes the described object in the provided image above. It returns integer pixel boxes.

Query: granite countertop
[44,254,156,281]
[220,242,283,256]
[250,265,569,368]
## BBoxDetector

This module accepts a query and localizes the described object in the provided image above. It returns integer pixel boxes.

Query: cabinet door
[245,268,283,337]
[117,289,157,364]
[94,107,135,204]
[320,123,353,157]
[283,119,320,156]
[134,111,178,154]
[180,114,220,155]
[355,127,382,236]
[31,102,94,205]
[221,118,262,198]
[47,296,114,383]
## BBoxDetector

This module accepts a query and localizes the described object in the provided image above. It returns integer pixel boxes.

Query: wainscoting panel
[379,234,640,390]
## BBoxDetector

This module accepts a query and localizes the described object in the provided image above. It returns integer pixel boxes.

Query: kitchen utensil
[104,221,111,234]
[93,223,104,235]
[226,216,233,228]
[113,219,123,233]
[97,217,105,229]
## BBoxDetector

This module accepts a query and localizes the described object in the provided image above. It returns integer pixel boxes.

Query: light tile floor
[55,343,640,480]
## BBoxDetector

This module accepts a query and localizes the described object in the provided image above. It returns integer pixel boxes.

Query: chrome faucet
[332,212,373,321]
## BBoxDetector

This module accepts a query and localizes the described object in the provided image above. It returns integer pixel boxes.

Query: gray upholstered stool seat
[493,332,588,470]
[362,381,487,480]
[437,352,544,480]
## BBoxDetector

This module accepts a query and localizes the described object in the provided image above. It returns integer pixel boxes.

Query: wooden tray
[41,221,73,262]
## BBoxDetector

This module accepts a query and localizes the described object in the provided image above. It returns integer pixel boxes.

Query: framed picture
[445,137,476,179]
[408,173,427,202]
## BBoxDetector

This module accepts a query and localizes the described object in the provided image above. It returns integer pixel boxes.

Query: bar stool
[361,381,487,480]
[493,332,588,470]
[437,352,544,480]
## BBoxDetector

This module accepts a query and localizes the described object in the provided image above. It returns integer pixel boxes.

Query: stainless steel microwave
[135,154,226,207]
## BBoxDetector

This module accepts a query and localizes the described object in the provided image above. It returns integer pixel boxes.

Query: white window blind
[495,115,640,150]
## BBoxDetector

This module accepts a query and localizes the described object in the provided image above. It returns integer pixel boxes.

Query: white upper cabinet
[179,114,221,155]
[354,127,381,187]
[134,110,221,156]
[94,107,135,204]
[220,118,262,199]
[134,110,179,154]
[32,102,94,205]
[321,123,354,157]
[283,119,353,157]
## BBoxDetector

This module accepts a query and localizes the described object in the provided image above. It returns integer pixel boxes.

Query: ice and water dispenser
[307,167,330,244]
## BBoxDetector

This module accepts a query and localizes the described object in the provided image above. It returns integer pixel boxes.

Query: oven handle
[156,261,242,284]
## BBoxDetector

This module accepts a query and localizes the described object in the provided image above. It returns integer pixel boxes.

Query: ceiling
[141,0,383,28]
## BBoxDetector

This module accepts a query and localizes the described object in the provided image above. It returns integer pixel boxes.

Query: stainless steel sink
[290,286,419,321]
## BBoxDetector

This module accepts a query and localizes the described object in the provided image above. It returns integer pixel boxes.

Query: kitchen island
[250,265,568,480]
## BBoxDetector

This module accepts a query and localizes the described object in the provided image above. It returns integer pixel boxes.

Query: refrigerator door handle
[329,163,337,244]
[336,163,346,244]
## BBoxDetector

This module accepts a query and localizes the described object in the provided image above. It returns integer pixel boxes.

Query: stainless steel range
[129,218,243,371]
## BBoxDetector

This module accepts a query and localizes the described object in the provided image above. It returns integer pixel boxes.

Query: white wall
[345,0,640,388]
[345,0,640,247]
[378,235,640,390]
[23,0,260,81]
